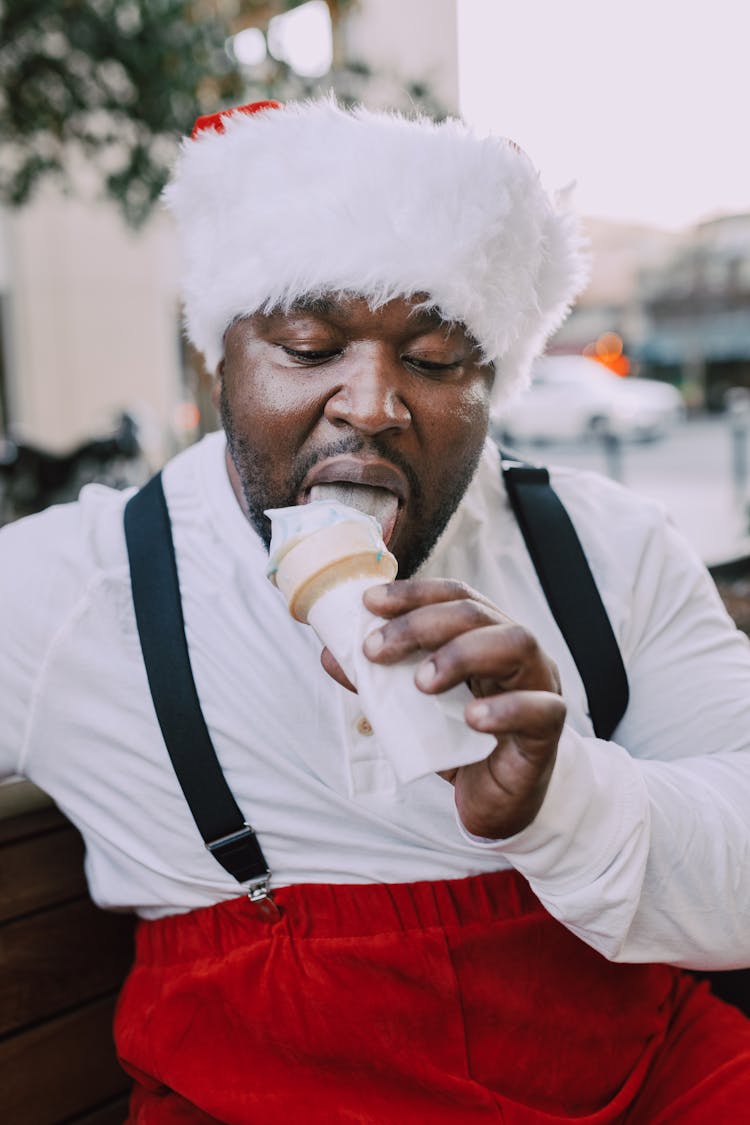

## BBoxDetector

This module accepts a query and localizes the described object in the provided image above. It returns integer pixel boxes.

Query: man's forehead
[269,293,463,334]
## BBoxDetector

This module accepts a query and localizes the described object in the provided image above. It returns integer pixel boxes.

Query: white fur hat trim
[164,99,588,398]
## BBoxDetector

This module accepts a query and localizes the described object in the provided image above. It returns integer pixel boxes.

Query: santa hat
[164,98,588,399]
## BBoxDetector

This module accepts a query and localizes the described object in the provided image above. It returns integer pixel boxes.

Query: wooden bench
[0,781,135,1125]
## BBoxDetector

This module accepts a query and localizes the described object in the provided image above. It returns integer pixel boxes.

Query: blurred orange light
[604,354,631,376]
[596,331,624,358]
[583,333,631,377]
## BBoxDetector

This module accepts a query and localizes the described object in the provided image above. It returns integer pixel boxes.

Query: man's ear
[211,359,224,411]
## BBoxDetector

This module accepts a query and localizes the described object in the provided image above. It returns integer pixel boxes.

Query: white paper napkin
[307,577,495,784]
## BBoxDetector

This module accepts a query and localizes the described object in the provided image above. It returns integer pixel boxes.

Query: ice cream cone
[265,500,493,789]
[273,519,397,622]
[266,502,397,622]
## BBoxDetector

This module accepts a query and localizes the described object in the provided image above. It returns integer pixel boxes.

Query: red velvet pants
[115,870,750,1123]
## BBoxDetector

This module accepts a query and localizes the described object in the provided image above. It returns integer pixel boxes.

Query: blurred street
[504,413,750,567]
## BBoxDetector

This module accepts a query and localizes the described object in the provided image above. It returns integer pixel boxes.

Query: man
[1,99,749,1122]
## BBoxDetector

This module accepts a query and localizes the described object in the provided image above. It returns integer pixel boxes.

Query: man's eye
[281,346,340,364]
[405,355,462,374]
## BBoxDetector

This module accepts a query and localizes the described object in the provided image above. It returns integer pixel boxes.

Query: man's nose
[324,347,411,435]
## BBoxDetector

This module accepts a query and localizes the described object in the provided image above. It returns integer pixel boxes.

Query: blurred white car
[493,355,685,444]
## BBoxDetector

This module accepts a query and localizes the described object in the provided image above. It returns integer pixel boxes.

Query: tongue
[309,483,399,543]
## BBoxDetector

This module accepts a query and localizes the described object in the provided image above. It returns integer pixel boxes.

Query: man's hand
[358,578,566,840]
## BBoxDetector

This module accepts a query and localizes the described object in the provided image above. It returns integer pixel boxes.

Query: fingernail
[364,584,388,604]
[364,630,384,656]
[471,702,490,722]
[416,660,437,689]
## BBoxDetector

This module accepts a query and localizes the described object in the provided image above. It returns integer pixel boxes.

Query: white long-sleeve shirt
[1,431,749,969]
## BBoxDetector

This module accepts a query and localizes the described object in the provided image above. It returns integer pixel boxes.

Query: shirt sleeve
[0,505,89,780]
[457,503,750,969]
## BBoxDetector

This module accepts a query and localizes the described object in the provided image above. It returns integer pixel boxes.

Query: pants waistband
[135,869,543,963]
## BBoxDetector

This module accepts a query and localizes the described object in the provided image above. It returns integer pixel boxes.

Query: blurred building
[637,214,750,409]
[552,213,750,410]
[550,218,678,372]
[0,186,182,461]
[341,0,458,111]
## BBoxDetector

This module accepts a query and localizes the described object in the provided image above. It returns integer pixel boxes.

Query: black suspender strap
[124,473,270,897]
[502,461,629,741]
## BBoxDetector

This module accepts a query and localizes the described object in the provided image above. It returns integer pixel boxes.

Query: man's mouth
[300,457,407,544]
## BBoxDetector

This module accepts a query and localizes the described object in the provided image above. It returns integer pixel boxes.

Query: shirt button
[355,716,373,737]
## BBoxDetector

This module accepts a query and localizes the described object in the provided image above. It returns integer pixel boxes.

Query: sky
[457,0,750,229]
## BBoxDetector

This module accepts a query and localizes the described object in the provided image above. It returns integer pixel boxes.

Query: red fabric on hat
[115,870,750,1123]
[191,101,281,140]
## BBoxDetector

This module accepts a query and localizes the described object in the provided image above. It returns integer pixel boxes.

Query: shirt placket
[340,691,398,797]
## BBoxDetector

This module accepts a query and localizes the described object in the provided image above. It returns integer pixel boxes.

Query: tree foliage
[0,0,442,227]
[0,0,273,224]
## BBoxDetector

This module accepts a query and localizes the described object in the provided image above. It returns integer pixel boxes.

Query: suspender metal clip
[206,826,278,915]
[246,873,281,919]
[247,874,271,902]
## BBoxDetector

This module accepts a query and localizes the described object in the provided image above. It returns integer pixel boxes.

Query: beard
[220,383,484,579]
